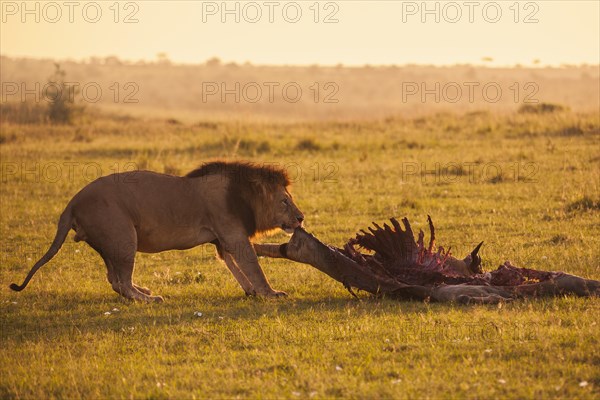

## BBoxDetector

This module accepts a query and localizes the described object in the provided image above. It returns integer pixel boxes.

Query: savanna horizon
[1,55,599,123]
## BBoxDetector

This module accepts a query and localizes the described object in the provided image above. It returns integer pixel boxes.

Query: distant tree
[45,63,83,124]
[206,57,222,67]
[104,56,123,66]
[156,52,171,65]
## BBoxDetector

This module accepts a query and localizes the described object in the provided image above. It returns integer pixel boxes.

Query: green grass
[1,110,599,398]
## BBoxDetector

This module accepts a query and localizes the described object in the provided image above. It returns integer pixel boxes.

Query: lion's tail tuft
[9,283,24,291]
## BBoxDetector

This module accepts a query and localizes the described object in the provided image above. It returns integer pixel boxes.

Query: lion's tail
[9,204,73,292]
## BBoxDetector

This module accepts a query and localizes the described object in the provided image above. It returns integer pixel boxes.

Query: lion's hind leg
[83,214,162,303]
[109,265,154,296]
[105,256,164,303]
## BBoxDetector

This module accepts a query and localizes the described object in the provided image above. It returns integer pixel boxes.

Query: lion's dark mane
[186,161,290,236]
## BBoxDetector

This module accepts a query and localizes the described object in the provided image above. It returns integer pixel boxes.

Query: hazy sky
[1,1,598,66]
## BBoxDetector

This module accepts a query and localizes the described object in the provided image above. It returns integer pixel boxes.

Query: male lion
[10,161,304,302]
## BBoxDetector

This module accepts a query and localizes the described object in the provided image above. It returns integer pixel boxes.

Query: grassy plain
[1,107,599,398]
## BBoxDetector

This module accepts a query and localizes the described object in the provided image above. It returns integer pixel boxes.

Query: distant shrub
[71,133,93,143]
[199,137,271,156]
[518,103,568,114]
[555,125,584,137]
[295,138,322,152]
[238,139,271,155]
[548,234,570,244]
[465,110,491,118]
[0,132,17,144]
[566,196,600,212]
[399,198,420,210]
[196,121,219,130]
[395,139,424,149]
[486,172,505,184]
[0,102,47,124]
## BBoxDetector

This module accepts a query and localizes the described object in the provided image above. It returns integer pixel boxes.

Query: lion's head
[265,183,305,234]
[186,161,304,236]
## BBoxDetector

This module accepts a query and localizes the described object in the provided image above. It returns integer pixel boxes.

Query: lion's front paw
[150,295,165,303]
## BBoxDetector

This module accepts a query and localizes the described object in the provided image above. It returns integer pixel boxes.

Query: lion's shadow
[3,290,437,343]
